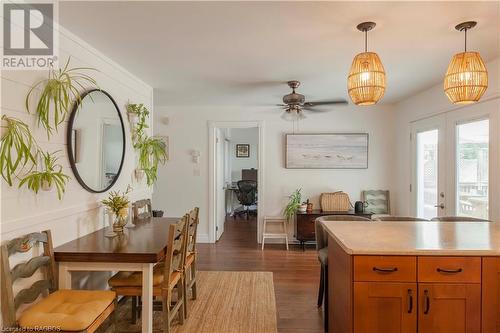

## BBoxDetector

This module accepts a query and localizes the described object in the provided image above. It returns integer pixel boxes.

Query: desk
[54,217,179,333]
[295,210,372,249]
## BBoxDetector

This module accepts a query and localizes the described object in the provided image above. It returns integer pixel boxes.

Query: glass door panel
[416,130,439,219]
[456,119,489,219]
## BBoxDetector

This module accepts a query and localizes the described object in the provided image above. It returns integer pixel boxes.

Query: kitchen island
[320,220,500,333]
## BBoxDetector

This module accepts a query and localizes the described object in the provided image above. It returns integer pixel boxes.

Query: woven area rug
[105,271,278,333]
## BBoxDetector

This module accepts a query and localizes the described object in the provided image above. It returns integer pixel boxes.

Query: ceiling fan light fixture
[444,21,488,104]
[281,106,306,121]
[347,22,386,106]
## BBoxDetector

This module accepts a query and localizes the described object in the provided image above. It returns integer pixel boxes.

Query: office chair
[233,180,257,220]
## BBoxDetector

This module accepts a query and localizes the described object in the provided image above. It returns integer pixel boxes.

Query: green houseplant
[101,186,132,233]
[284,189,302,222]
[126,103,149,140]
[19,150,70,200]
[127,103,167,186]
[137,136,167,186]
[0,115,38,186]
[26,57,98,137]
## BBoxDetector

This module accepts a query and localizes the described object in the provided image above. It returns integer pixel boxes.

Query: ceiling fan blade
[303,99,348,107]
[302,107,331,113]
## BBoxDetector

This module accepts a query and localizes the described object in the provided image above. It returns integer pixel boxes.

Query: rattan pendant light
[444,21,488,104]
[347,22,386,106]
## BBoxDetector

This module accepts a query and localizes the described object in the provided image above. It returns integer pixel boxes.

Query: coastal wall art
[285,133,369,169]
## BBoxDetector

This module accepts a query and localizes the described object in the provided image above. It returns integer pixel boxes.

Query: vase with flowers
[101,186,132,234]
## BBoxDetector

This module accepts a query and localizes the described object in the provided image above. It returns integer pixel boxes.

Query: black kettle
[354,201,367,214]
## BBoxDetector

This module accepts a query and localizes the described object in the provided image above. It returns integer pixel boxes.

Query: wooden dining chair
[133,199,152,219]
[315,215,370,332]
[374,216,428,221]
[108,215,189,332]
[183,207,200,319]
[1,230,116,333]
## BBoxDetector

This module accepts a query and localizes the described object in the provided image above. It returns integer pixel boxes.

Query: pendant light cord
[464,28,467,52]
[364,30,368,52]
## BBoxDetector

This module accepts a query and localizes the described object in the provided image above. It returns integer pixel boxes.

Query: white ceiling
[59,1,500,106]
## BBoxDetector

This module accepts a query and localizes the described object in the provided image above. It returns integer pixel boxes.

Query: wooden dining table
[54,217,180,333]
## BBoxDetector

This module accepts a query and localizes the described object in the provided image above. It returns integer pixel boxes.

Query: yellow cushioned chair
[0,230,116,333]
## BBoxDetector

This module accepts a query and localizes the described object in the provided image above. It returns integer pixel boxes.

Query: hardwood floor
[197,215,324,333]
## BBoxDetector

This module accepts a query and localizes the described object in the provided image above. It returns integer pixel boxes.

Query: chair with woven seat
[133,199,152,220]
[0,230,116,333]
[108,215,189,332]
[315,215,371,332]
[183,207,200,319]
[362,190,390,215]
[431,216,491,222]
[374,216,428,221]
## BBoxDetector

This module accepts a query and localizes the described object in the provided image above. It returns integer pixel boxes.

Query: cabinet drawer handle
[437,267,463,274]
[423,290,430,314]
[407,289,413,314]
[372,267,398,273]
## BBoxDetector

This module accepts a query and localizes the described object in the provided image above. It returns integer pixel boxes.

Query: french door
[411,115,446,219]
[411,105,498,220]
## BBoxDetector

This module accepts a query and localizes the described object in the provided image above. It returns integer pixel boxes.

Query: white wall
[392,57,500,217]
[153,104,396,242]
[0,26,153,288]
[228,127,258,182]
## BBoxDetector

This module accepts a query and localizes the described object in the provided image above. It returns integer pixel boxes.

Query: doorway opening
[208,121,264,243]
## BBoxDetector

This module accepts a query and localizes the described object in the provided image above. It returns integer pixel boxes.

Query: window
[456,119,489,219]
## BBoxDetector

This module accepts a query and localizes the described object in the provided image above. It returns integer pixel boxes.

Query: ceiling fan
[277,80,348,120]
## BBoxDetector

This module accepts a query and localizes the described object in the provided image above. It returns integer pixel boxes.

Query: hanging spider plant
[19,150,70,200]
[137,136,167,186]
[126,103,149,145]
[0,115,38,186]
[25,57,98,138]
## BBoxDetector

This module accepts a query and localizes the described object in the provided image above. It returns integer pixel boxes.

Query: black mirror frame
[67,89,126,193]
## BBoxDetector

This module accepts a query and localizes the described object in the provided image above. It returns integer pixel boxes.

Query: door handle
[423,290,430,314]
[434,203,445,209]
[407,289,413,313]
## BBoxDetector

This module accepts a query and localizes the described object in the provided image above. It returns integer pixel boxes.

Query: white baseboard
[196,233,210,243]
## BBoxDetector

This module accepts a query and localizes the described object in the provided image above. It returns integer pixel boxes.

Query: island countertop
[320,220,500,256]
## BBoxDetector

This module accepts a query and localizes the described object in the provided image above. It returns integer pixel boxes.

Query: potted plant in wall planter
[134,168,145,182]
[18,150,70,200]
[137,136,167,186]
[25,57,98,138]
[0,115,38,186]
[126,103,149,131]
[127,103,168,186]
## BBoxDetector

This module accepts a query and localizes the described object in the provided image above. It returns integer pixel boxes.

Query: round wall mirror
[67,89,126,193]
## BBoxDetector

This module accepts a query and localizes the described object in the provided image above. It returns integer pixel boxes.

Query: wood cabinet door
[354,282,417,333]
[418,283,481,333]
[483,257,500,333]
